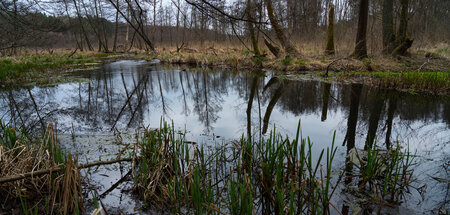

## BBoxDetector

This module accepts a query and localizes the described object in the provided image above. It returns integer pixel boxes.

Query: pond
[1,60,448,214]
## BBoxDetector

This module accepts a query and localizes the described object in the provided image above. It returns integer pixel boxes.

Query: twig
[110,75,148,131]
[68,48,78,58]
[329,201,343,215]
[27,88,45,131]
[417,58,430,72]
[99,169,132,198]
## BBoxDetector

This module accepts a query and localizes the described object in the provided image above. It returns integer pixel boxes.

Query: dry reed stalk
[0,122,83,214]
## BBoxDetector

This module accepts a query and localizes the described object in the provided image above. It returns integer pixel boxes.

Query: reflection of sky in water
[0,60,448,213]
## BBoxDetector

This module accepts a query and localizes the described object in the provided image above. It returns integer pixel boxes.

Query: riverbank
[157,47,449,95]
[1,48,449,94]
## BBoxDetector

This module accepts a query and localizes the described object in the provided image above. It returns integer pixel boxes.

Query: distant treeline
[0,0,448,55]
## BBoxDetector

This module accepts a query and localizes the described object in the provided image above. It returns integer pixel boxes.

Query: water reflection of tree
[276,80,321,116]
[262,78,288,134]
[321,83,332,121]
[190,70,224,132]
[179,71,190,116]
[364,88,385,149]
[0,64,448,138]
[246,76,259,139]
[384,94,398,149]
[341,83,362,214]
[343,84,363,151]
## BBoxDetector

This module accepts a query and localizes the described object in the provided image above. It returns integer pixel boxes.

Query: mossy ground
[0,52,120,87]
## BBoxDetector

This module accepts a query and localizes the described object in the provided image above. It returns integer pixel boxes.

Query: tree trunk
[264,0,298,56]
[325,2,335,55]
[246,0,261,56]
[382,0,395,54]
[353,0,369,59]
[392,0,413,56]
[264,37,280,57]
[392,38,413,55]
[72,0,93,51]
[107,0,155,51]
[397,0,408,44]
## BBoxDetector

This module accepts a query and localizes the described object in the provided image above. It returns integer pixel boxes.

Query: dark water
[1,60,449,213]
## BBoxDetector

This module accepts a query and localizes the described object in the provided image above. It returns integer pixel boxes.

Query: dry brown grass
[0,123,82,214]
[150,42,449,74]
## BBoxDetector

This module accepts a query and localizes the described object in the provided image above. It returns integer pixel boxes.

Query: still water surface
[1,60,448,213]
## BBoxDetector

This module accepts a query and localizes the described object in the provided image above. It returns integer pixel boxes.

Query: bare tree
[107,0,155,51]
[246,0,260,56]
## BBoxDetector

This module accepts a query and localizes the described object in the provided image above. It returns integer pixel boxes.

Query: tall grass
[349,140,416,204]
[371,71,450,94]
[133,120,343,214]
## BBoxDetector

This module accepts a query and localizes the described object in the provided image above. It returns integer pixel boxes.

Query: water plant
[133,120,342,214]
[349,140,416,205]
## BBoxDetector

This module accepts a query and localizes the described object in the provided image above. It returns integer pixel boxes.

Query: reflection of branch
[28,88,45,130]
[246,77,258,139]
[121,73,134,113]
[99,169,132,198]
[262,77,279,93]
[157,72,167,115]
[111,75,148,131]
[127,81,146,127]
[8,91,26,129]
[179,71,190,116]
[262,81,287,134]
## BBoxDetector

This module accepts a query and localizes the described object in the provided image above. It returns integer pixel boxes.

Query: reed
[0,117,418,213]
[350,140,416,204]
[0,121,82,214]
[133,120,342,214]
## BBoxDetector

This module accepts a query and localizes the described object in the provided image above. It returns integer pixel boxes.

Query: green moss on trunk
[325,3,335,55]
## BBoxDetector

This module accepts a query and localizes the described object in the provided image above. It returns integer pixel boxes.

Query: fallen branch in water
[0,157,133,184]
[99,169,132,198]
